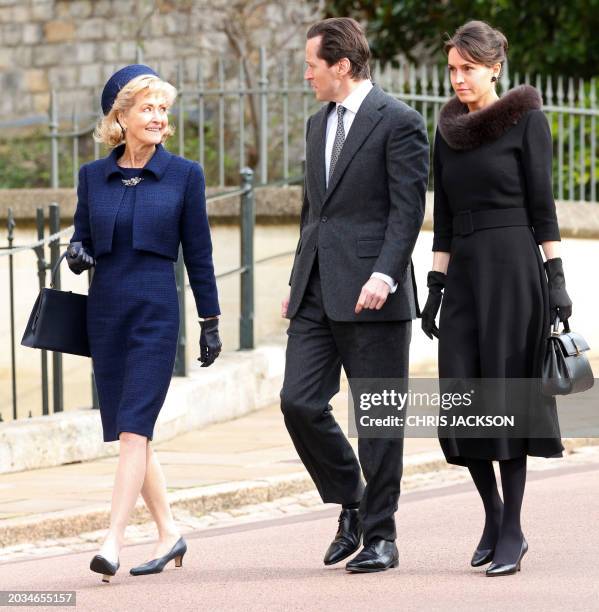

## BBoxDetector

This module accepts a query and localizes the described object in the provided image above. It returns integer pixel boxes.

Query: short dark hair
[444,20,508,70]
[307,18,371,80]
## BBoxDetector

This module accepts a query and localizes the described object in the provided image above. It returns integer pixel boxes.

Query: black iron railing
[1,169,302,422]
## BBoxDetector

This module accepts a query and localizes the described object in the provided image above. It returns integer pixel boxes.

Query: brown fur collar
[438,85,542,150]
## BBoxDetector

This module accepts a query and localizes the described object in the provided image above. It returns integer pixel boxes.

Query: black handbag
[542,317,594,396]
[21,252,91,357]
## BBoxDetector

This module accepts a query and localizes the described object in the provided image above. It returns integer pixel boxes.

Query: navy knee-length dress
[88,168,179,442]
[71,144,220,443]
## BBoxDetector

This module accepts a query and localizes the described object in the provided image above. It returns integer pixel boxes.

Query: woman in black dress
[67,65,222,581]
[421,21,573,576]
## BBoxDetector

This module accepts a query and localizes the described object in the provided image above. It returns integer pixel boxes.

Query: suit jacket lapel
[323,86,385,205]
[307,102,333,207]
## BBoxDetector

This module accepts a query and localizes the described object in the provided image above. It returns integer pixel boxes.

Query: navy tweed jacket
[71,143,220,318]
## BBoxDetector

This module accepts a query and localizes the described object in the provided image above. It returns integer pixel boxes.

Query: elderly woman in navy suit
[67,64,222,582]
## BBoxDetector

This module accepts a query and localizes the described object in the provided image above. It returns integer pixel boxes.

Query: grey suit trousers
[280,259,411,543]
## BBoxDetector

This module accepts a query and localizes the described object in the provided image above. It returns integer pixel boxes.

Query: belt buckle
[457,211,474,236]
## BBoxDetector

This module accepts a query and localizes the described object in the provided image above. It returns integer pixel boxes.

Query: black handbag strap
[50,251,68,289]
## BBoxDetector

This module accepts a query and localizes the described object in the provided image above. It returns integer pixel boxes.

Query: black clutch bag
[542,317,593,396]
[21,252,91,357]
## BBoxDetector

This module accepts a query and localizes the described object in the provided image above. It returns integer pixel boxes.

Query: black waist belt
[452,208,531,237]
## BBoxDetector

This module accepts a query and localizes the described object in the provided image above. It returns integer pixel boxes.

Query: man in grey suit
[280,18,429,572]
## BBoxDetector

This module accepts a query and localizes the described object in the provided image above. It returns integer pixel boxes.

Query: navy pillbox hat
[101,64,159,115]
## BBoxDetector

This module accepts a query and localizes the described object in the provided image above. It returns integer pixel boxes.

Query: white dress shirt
[325,80,397,293]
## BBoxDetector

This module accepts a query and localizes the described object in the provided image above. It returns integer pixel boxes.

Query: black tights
[465,456,527,564]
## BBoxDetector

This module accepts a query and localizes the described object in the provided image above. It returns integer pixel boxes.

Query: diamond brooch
[121,177,143,187]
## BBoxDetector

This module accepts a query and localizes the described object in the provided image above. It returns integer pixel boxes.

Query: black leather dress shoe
[345,538,399,573]
[486,538,528,576]
[323,509,362,566]
[90,555,120,583]
[130,537,187,576]
[471,547,494,567]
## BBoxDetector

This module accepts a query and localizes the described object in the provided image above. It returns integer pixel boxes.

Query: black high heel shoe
[90,555,120,583]
[486,538,528,576]
[130,537,187,576]
[471,547,494,567]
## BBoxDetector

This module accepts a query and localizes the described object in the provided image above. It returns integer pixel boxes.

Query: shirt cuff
[371,272,397,294]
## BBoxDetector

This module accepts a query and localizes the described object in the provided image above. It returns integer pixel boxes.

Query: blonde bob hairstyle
[93,74,177,148]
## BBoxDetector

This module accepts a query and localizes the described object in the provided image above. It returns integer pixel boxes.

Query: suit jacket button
[312,245,317,251]
[320,216,328,223]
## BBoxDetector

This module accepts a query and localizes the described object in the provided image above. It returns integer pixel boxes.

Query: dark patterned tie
[328,105,346,185]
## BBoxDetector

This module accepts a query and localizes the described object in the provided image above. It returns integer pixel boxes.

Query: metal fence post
[50,89,59,189]
[198,62,205,168]
[49,203,63,413]
[259,47,268,184]
[218,56,225,188]
[91,375,100,409]
[177,62,185,158]
[282,55,289,181]
[35,207,49,416]
[173,246,187,376]
[7,208,17,421]
[239,168,255,349]
[72,104,79,189]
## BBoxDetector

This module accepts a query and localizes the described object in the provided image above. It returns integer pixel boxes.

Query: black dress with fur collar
[432,84,564,465]
[438,84,542,151]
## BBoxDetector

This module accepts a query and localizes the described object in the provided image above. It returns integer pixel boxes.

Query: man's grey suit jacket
[287,84,430,322]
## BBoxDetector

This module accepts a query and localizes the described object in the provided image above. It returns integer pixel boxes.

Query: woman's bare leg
[98,432,148,563]
[140,444,181,558]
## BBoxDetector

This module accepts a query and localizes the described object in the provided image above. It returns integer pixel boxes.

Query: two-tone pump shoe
[323,509,362,566]
[130,537,187,576]
[90,555,120,583]
[486,538,528,576]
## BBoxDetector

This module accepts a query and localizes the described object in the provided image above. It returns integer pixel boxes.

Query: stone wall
[0,184,304,223]
[0,0,315,122]
[2,188,599,240]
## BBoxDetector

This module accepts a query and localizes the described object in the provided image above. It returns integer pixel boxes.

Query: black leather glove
[66,241,95,274]
[199,318,222,367]
[421,271,446,340]
[544,257,572,323]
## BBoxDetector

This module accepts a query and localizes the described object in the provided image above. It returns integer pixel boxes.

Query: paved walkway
[0,385,439,523]
[1,446,598,611]
[1,354,598,555]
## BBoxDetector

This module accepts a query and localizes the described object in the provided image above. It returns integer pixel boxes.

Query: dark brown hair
[444,20,508,70]
[307,18,371,80]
